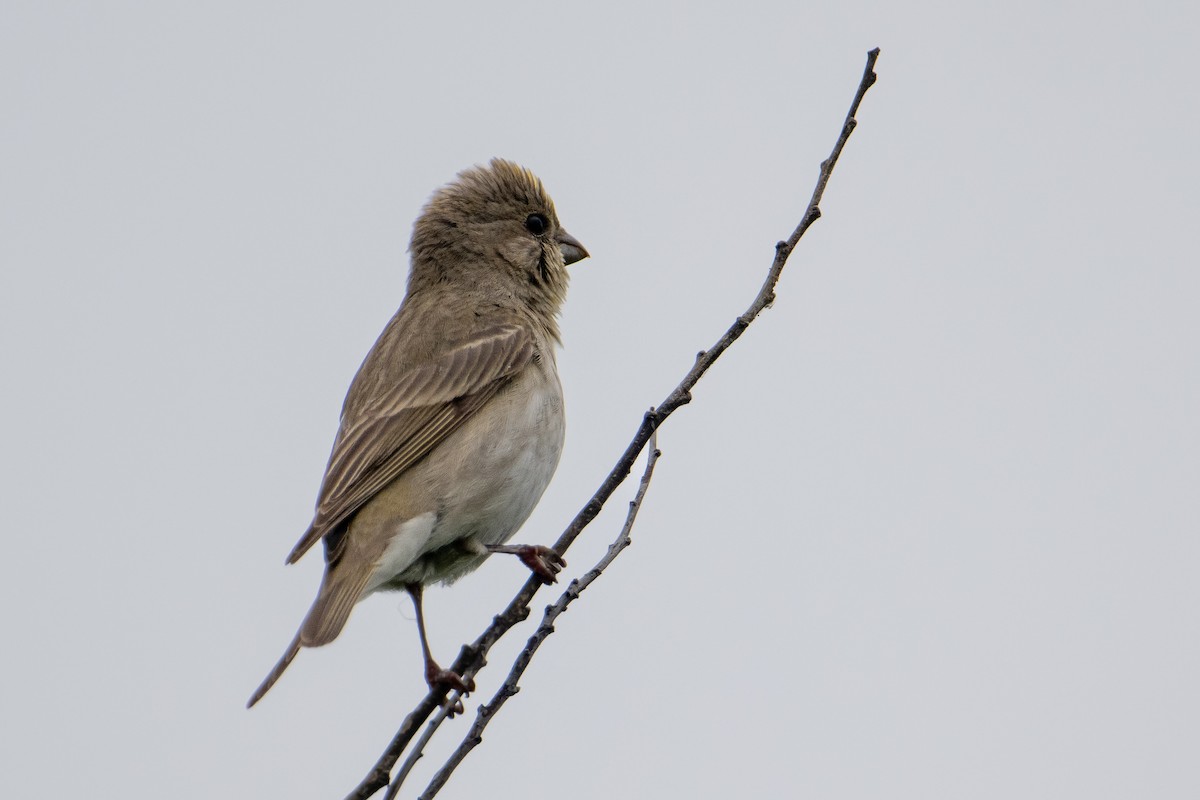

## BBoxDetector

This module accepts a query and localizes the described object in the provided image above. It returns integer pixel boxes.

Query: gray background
[3,2,1197,798]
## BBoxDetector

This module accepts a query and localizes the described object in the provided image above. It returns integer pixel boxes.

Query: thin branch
[344,46,880,800]
[382,673,464,799]
[416,435,661,798]
[380,437,661,799]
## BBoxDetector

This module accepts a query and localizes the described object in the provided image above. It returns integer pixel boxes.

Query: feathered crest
[419,158,557,227]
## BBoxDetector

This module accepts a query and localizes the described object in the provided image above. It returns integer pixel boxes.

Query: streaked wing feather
[285,325,534,564]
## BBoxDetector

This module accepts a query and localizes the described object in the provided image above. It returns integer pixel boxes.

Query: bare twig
[415,435,661,798]
[345,47,880,800]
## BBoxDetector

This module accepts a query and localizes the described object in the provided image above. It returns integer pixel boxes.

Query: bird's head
[409,159,588,336]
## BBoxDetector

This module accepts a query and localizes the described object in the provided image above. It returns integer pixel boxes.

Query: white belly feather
[363,360,565,591]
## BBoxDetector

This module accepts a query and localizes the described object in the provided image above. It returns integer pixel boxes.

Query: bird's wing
[285,324,534,564]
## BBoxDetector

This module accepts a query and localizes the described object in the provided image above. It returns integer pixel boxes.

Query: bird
[248,159,588,708]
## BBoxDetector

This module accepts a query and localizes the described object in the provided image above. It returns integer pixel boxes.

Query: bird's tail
[246,565,372,708]
[247,632,301,708]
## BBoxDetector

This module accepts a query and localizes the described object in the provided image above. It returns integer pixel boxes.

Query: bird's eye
[525,213,548,235]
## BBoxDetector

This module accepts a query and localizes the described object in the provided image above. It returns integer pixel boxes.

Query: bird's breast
[438,361,565,538]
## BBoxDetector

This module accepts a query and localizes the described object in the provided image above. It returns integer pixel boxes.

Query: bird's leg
[485,543,566,584]
[406,583,473,696]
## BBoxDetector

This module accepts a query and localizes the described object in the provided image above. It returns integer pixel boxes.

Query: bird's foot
[520,545,566,583]
[488,543,566,584]
[426,662,475,696]
[425,662,473,716]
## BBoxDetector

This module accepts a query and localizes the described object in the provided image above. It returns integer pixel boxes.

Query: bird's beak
[556,229,589,265]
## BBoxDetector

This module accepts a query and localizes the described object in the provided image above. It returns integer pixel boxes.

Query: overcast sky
[3,2,1197,799]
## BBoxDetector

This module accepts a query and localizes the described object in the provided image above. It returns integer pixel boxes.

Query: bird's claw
[426,665,474,696]
[428,668,472,717]
[518,545,566,584]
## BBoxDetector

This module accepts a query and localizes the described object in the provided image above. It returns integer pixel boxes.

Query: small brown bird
[248,160,588,707]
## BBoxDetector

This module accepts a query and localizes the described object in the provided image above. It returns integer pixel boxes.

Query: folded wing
[285,324,535,564]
